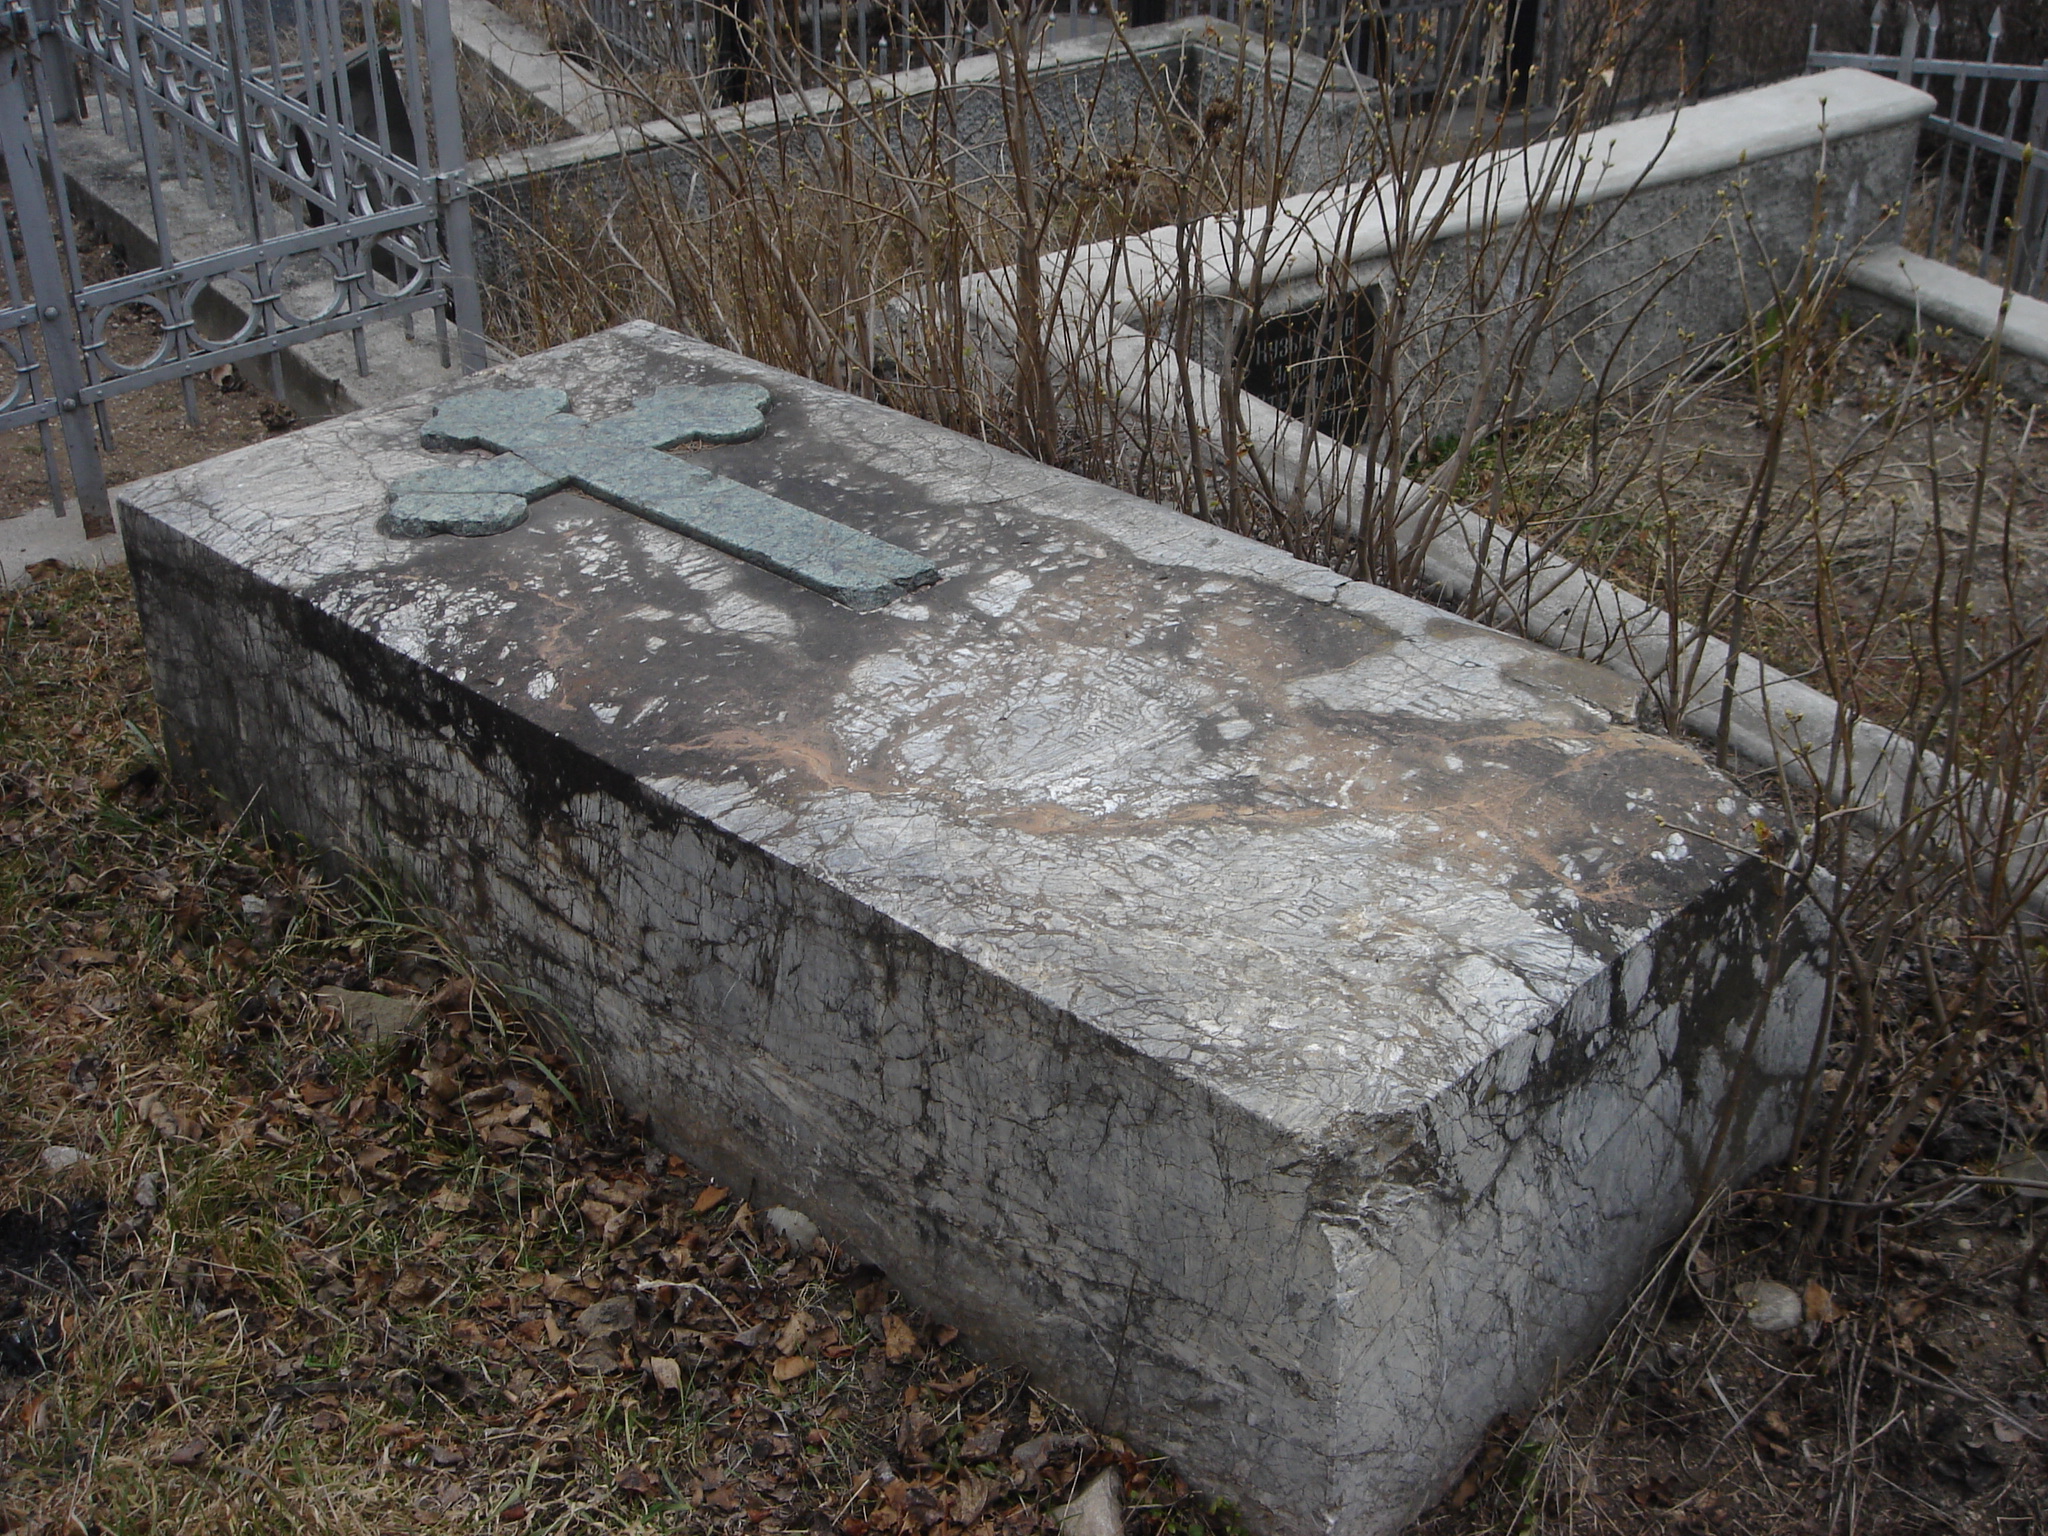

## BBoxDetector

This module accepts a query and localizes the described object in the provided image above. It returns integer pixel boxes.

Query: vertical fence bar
[113,0,204,424]
[1950,16,1999,273]
[26,0,78,119]
[2015,75,2048,296]
[0,154,70,516]
[421,0,484,369]
[1982,74,2023,278]
[1,30,111,531]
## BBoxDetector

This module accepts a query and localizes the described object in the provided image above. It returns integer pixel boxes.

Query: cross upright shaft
[383,384,940,612]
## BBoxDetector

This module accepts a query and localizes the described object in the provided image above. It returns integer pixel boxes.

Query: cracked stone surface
[118,322,1825,1536]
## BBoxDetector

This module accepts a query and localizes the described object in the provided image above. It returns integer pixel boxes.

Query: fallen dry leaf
[426,1185,473,1214]
[388,1268,442,1308]
[646,1356,684,1392]
[775,1310,811,1356]
[882,1312,920,1362]
[953,1472,992,1527]
[692,1185,729,1214]
[1804,1280,1844,1325]
[959,1422,1005,1461]
[133,1091,201,1142]
[614,1466,662,1498]
[542,1273,599,1306]
[771,1354,813,1382]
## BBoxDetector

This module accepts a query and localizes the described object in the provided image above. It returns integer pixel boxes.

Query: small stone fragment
[1056,1469,1124,1536]
[1735,1279,1805,1333]
[570,1342,622,1375]
[39,1145,88,1174]
[316,986,426,1047]
[959,1422,1006,1461]
[575,1295,638,1339]
[764,1205,819,1252]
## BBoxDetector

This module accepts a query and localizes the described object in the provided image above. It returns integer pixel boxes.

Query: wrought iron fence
[1,0,483,530]
[543,0,1545,110]
[1810,4,2048,298]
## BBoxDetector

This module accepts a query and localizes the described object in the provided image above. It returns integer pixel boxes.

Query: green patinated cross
[383,384,940,612]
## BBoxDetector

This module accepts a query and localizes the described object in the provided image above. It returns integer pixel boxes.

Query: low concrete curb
[1844,243,2048,401]
[1,503,122,586]
[448,0,636,135]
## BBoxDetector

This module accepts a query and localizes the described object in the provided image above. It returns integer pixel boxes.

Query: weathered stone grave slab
[120,322,1822,1536]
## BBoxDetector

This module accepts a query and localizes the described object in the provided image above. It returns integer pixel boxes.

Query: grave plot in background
[118,321,1823,1536]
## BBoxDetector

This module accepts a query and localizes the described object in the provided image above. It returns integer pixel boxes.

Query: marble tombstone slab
[120,322,1822,1535]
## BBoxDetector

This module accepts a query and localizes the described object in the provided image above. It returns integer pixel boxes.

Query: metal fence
[1810,4,2048,299]
[546,0,1545,110]
[1,0,483,531]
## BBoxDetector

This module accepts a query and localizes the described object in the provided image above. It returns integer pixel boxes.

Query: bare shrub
[482,0,2045,1252]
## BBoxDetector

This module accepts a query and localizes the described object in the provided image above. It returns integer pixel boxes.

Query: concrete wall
[988,69,1932,442]
[465,20,1379,311]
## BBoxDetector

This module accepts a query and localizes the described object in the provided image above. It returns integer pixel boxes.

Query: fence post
[421,0,487,372]
[0,28,110,534]
[2015,69,2048,296]
[26,0,77,122]
[1897,5,1920,85]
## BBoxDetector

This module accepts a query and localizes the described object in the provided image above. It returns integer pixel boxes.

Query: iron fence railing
[1,0,483,529]
[546,0,1546,110]
[1810,4,2048,299]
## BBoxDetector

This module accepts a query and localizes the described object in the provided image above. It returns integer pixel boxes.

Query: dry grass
[1415,1180,2048,1536]
[0,567,1241,1535]
[1443,332,2048,741]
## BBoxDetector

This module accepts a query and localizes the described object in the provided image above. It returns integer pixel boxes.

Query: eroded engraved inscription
[384,384,940,611]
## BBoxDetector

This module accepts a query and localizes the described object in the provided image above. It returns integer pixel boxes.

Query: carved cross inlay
[382,384,941,611]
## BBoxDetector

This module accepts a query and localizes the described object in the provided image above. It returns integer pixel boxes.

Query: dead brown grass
[1415,1181,2048,1536]
[1455,332,2048,741]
